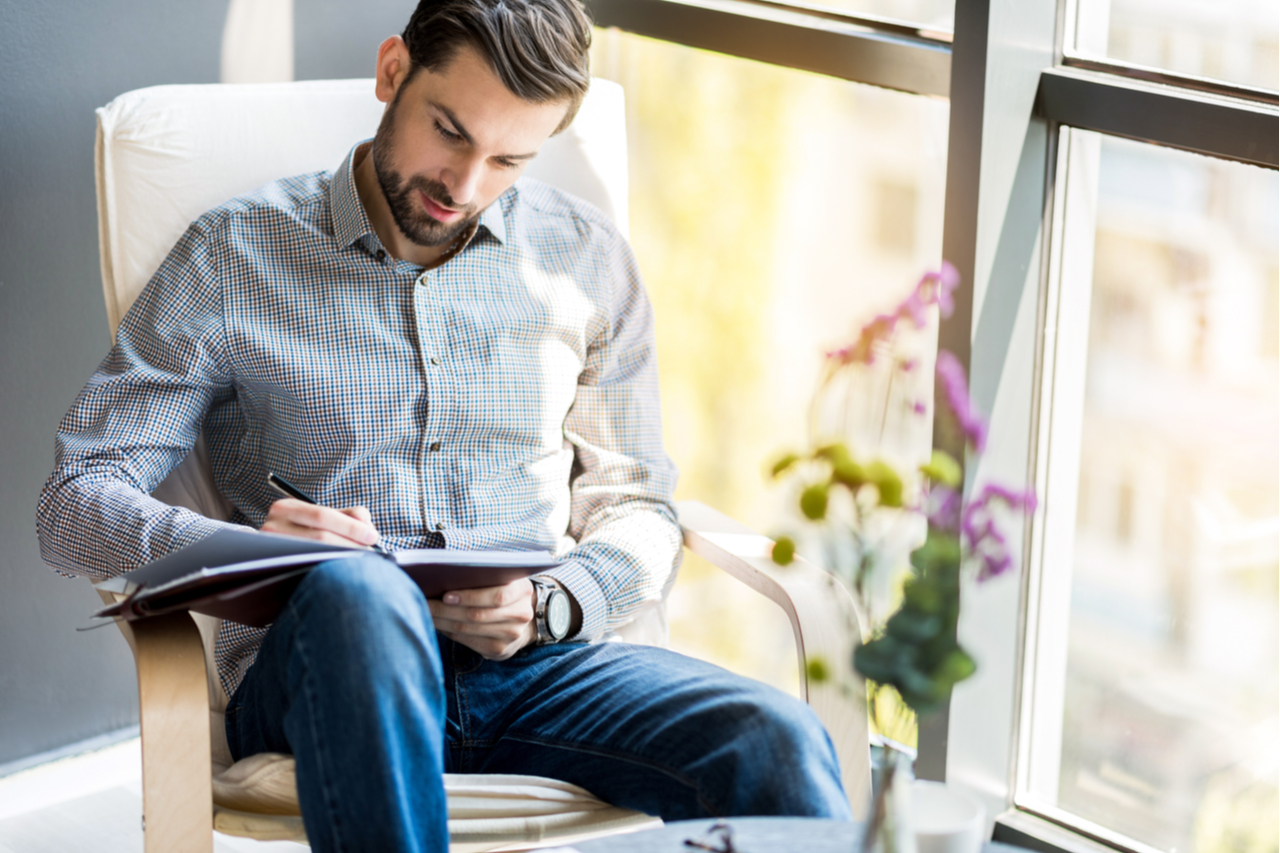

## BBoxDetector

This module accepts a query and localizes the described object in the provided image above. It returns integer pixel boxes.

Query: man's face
[372,44,570,248]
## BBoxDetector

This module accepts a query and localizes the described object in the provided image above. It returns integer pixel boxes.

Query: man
[37,0,851,849]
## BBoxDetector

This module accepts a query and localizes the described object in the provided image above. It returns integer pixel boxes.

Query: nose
[441,154,484,207]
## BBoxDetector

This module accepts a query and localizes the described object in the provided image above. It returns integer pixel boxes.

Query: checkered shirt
[37,143,682,697]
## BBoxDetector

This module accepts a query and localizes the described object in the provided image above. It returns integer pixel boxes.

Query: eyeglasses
[683,821,738,853]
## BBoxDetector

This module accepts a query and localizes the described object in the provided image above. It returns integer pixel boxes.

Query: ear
[374,35,413,105]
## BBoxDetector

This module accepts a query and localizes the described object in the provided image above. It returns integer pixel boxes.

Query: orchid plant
[770,263,1037,743]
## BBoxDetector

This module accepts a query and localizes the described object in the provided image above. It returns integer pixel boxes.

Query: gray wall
[0,0,410,771]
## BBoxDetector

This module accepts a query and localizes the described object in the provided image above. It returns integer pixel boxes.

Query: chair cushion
[211,752,659,847]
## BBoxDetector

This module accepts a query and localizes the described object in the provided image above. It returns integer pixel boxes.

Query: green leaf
[886,609,942,643]
[920,450,962,488]
[806,655,831,684]
[771,536,796,565]
[800,483,829,520]
[853,643,897,683]
[901,577,944,614]
[899,665,940,706]
[854,634,913,683]
[933,648,977,687]
[865,460,904,507]
[771,453,801,478]
[910,530,961,577]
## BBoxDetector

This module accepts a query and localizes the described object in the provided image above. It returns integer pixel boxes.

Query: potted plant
[769,264,1036,852]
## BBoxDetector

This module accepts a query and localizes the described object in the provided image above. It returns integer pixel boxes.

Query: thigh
[226,554,444,761]
[450,641,849,820]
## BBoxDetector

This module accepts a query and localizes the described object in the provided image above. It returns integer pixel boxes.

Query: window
[585,0,1277,848]
[1067,0,1279,91]
[591,28,948,708]
[1022,131,1278,853]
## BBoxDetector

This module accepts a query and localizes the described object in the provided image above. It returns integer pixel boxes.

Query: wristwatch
[530,577,572,644]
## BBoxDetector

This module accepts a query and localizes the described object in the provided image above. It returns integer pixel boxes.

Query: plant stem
[878,360,898,448]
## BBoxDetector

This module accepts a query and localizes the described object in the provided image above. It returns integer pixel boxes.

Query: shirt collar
[478,199,508,245]
[329,141,378,250]
[329,141,510,255]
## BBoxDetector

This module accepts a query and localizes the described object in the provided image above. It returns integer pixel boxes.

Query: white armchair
[92,77,870,852]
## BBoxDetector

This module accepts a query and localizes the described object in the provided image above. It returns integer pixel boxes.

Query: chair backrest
[94,79,654,713]
[96,77,629,338]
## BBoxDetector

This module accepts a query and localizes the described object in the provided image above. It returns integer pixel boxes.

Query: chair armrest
[96,589,214,853]
[674,500,871,819]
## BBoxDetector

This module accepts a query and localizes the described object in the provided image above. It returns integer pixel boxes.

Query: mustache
[406,174,473,215]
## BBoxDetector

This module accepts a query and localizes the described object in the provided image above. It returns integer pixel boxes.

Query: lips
[420,191,463,223]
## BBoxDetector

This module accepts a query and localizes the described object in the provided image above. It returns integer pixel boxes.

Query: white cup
[911,780,986,853]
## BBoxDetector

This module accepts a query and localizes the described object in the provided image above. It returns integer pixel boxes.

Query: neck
[352,142,450,268]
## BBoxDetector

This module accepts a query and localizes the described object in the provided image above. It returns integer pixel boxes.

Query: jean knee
[738,688,833,757]
[294,556,433,644]
[712,686,848,817]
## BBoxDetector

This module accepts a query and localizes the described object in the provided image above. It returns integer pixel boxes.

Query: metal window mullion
[586,0,951,96]
[1038,66,1280,169]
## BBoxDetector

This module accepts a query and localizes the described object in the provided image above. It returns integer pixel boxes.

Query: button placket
[413,269,449,539]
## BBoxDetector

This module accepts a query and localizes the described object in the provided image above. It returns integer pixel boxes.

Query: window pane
[590,30,948,723]
[1045,135,1278,852]
[1072,0,1279,91]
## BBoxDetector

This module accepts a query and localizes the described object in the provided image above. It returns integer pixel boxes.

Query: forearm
[37,463,245,580]
[543,500,682,640]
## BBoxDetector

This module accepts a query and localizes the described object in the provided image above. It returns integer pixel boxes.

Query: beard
[372,90,481,248]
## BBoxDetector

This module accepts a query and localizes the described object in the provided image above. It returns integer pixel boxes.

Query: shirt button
[429,441,442,452]
[430,356,441,366]
[376,249,387,262]
[434,522,445,531]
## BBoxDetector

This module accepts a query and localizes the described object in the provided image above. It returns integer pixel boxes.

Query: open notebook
[91,528,561,627]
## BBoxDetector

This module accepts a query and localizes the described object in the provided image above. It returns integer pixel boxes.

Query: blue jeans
[225,556,852,852]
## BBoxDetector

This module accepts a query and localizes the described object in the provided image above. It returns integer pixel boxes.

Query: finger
[342,505,373,524]
[267,499,378,545]
[441,578,533,608]
[436,621,537,660]
[261,518,372,548]
[429,615,524,641]
[428,599,532,626]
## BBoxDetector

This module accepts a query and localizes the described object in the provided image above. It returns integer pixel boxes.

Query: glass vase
[864,743,917,853]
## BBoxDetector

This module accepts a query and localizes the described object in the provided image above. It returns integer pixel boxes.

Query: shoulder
[510,176,626,249]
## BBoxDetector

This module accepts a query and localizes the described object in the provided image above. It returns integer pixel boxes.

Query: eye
[435,120,463,143]
[495,158,520,170]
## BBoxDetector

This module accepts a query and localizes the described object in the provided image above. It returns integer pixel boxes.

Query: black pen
[267,471,395,559]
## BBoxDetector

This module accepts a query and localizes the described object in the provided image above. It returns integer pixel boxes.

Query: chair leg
[131,612,214,853]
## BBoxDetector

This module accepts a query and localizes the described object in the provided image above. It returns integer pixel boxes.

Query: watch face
[547,590,571,639]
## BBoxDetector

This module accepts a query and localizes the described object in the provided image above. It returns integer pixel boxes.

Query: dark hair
[402,0,593,133]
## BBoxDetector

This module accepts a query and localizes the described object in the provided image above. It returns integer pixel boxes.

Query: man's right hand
[262,499,382,549]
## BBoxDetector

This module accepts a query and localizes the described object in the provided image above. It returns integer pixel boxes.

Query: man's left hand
[429,578,538,660]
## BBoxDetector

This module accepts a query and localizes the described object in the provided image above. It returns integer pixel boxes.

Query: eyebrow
[431,101,540,162]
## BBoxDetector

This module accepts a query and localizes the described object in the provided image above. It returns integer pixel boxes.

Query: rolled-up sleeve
[36,219,242,580]
[547,233,682,639]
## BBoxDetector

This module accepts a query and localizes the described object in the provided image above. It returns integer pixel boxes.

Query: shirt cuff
[540,559,609,640]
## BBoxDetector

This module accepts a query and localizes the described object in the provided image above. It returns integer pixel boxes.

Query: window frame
[582,0,1279,849]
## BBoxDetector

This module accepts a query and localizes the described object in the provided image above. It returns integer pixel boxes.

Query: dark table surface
[571,817,1024,853]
